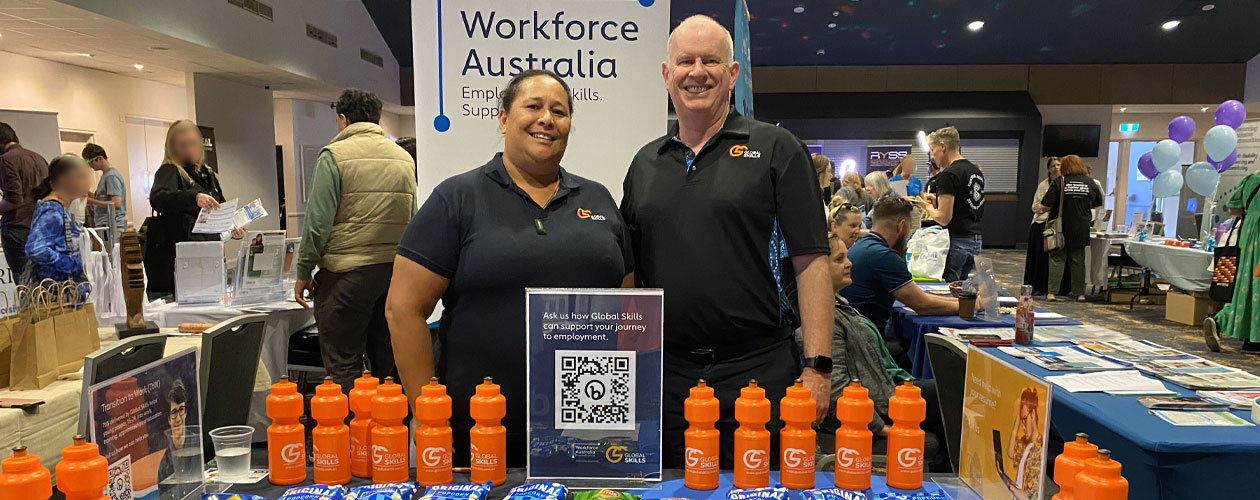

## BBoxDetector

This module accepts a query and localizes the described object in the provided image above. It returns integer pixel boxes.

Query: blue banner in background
[733,0,754,118]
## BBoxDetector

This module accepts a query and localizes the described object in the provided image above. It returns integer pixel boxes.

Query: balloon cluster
[1143,100,1246,198]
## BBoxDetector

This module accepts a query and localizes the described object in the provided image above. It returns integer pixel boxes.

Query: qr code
[107,455,134,500]
[555,350,635,430]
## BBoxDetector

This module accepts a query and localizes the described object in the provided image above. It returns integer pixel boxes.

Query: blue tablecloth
[892,307,1081,378]
[988,347,1260,500]
[646,471,979,499]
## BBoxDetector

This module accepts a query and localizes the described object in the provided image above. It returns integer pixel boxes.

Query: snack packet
[801,489,867,500]
[505,483,569,500]
[572,489,640,500]
[203,495,272,500]
[726,486,790,500]
[279,485,346,500]
[347,483,420,500]
[418,482,493,500]
[875,491,948,500]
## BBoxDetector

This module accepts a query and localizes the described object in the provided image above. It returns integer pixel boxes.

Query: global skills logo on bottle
[422,447,452,468]
[684,447,717,472]
[281,443,304,464]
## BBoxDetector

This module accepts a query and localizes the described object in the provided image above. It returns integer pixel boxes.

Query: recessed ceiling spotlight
[133,64,144,70]
[1162,19,1181,30]
[1202,3,1215,11]
[967,20,984,31]
[817,49,826,56]
[793,6,804,14]
[1119,107,1128,112]
[828,23,837,28]
[833,11,840,16]
[1201,106,1209,112]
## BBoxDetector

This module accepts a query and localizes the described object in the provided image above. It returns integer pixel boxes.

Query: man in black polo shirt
[923,126,985,282]
[620,15,832,468]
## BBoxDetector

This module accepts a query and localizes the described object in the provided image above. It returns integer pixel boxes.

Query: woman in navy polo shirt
[386,69,633,467]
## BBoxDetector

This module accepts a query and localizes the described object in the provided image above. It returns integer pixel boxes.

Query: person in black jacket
[1042,154,1102,302]
[143,120,244,299]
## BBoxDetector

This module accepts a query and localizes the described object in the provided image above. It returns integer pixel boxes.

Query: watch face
[809,357,833,372]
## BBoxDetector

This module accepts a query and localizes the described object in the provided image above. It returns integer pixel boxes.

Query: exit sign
[1119,123,1140,133]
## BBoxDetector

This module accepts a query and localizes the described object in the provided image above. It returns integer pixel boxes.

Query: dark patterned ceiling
[365,0,1260,67]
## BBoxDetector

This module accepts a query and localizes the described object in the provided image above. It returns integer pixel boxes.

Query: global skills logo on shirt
[729,144,762,158]
[576,208,607,221]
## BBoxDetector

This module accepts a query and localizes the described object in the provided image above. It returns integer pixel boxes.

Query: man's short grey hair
[666,15,734,63]
[930,126,961,152]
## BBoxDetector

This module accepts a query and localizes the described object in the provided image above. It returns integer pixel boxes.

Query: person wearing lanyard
[620,15,832,468]
[386,69,633,467]
[24,154,93,284]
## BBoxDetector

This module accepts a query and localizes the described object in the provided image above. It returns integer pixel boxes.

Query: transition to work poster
[411,0,670,202]
[89,348,201,500]
[959,347,1052,500]
[525,288,663,483]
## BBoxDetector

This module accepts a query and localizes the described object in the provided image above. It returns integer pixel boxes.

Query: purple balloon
[1138,152,1158,180]
[1168,115,1196,143]
[1211,149,1237,173]
[1216,100,1247,129]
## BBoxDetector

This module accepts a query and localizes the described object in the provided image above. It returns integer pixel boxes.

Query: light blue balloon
[1205,125,1238,162]
[1185,162,1220,196]
[1152,169,1184,198]
[1151,139,1181,172]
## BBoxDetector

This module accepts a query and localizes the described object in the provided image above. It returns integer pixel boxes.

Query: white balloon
[1151,140,1181,172]
[1205,125,1239,162]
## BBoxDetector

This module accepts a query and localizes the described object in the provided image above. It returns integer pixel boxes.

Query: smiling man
[620,15,831,468]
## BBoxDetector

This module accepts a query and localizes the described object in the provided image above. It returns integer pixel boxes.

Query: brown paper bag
[0,292,15,390]
[10,291,58,390]
[53,283,97,376]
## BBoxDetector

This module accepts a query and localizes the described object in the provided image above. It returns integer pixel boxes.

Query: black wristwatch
[803,356,833,374]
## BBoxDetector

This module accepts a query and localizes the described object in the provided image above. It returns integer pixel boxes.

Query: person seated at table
[837,172,875,215]
[819,229,946,469]
[842,197,958,367]
[827,196,866,248]
[861,171,898,228]
[24,154,93,284]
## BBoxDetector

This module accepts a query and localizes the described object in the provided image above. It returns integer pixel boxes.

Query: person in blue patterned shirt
[24,154,93,284]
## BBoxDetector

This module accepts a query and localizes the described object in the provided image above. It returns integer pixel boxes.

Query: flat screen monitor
[1043,125,1100,157]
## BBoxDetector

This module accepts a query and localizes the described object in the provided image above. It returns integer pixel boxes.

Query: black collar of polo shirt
[482,152,581,193]
[658,107,751,155]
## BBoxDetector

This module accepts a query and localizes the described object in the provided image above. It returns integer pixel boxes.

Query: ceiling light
[1119,107,1128,112]
[817,49,826,56]
[64,52,92,57]
[828,23,837,28]
[793,6,804,14]
[967,20,984,31]
[1202,106,1209,112]
[1162,19,1180,30]
[133,64,144,70]
[917,131,930,152]
[832,11,840,16]
[1202,3,1215,11]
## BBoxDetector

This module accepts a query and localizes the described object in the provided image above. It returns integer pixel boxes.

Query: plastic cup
[958,294,977,320]
[208,425,255,481]
[166,425,205,484]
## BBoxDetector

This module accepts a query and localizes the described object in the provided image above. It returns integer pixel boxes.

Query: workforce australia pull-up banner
[412,0,670,200]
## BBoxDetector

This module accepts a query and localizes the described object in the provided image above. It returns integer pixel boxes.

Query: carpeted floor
[986,248,1260,375]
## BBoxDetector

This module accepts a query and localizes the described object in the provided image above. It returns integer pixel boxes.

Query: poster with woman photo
[89,348,202,500]
[959,347,1052,500]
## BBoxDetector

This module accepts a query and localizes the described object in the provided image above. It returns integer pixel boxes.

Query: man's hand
[800,367,832,425]
[294,279,314,309]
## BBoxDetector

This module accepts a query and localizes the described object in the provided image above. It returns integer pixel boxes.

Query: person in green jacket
[294,89,416,392]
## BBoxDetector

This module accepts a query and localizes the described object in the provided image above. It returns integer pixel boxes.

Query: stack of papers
[939,327,1013,341]
[1197,390,1260,410]
[1037,325,1131,343]
[1077,340,1194,362]
[1046,370,1176,395]
[1132,359,1260,390]
[999,346,1128,371]
[1150,410,1255,427]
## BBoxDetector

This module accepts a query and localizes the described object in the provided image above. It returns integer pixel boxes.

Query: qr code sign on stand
[107,455,134,500]
[555,350,635,430]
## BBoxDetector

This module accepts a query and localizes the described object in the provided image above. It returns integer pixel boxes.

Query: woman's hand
[230,227,246,240]
[195,193,220,211]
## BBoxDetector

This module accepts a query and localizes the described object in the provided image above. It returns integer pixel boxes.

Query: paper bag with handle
[53,280,99,376]
[0,292,14,390]
[10,288,59,390]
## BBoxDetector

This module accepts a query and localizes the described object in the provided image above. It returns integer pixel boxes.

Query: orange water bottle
[1052,433,1099,500]
[371,376,410,483]
[834,380,873,491]
[1074,450,1128,500]
[0,446,51,500]
[779,379,816,490]
[312,377,351,485]
[733,379,771,489]
[886,380,926,490]
[349,370,379,478]
[469,376,506,486]
[683,379,720,490]
[414,378,453,486]
[267,374,306,485]
[56,435,108,500]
